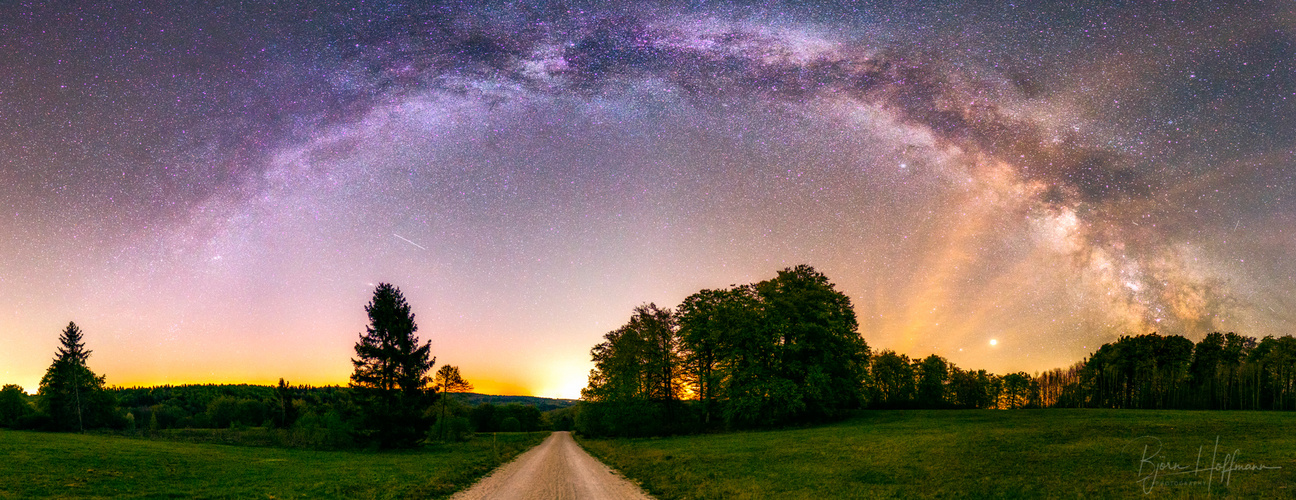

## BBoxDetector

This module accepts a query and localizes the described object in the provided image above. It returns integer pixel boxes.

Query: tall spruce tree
[38,322,113,431]
[350,283,436,448]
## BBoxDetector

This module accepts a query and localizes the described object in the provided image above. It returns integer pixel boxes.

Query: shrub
[13,413,52,431]
[428,416,472,442]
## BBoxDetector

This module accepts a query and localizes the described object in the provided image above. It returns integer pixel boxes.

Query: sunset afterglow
[3,2,1293,398]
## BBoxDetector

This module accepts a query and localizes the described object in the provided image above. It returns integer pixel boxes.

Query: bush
[288,410,355,449]
[551,412,574,431]
[500,417,521,432]
[575,401,700,437]
[237,399,268,426]
[207,396,239,428]
[428,416,472,442]
[13,413,52,431]
[0,385,31,427]
[470,403,497,432]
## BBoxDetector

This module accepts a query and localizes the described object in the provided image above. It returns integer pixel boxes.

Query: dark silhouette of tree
[470,402,497,432]
[350,283,436,448]
[584,321,649,403]
[433,365,472,440]
[949,367,996,409]
[1050,332,1296,411]
[582,303,685,436]
[0,384,30,427]
[915,355,950,407]
[583,303,681,404]
[635,304,683,404]
[1151,335,1194,408]
[273,378,297,428]
[678,289,730,426]
[678,286,763,427]
[754,265,870,420]
[38,322,114,431]
[1189,332,1225,409]
[581,265,871,436]
[1000,372,1037,409]
[870,351,914,407]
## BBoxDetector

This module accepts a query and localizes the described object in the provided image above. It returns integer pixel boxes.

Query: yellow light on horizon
[989,338,999,346]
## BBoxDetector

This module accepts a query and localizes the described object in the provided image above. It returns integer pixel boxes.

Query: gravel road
[449,431,654,500]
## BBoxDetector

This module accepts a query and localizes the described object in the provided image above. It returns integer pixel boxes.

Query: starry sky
[2,1,1294,398]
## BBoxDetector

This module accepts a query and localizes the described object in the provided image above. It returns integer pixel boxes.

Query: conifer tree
[350,283,436,448]
[38,322,113,431]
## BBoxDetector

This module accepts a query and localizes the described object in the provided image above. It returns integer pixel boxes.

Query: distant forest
[0,380,572,447]
[578,265,1296,436]
[3,267,1294,443]
[0,285,579,448]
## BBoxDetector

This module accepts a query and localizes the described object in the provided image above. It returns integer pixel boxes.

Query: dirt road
[449,431,654,500]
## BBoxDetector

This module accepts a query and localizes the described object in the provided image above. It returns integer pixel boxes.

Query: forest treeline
[577,265,1296,437]
[0,284,574,449]
[5,271,1295,443]
[0,379,564,448]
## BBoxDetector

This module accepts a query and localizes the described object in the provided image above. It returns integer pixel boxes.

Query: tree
[678,287,757,426]
[583,303,681,405]
[949,367,995,409]
[1000,372,1034,409]
[206,396,240,428]
[433,365,473,440]
[38,322,114,431]
[1189,332,1225,409]
[350,283,436,448]
[470,402,497,432]
[0,385,30,427]
[915,355,950,407]
[581,303,685,436]
[755,265,870,419]
[870,350,914,407]
[581,265,873,435]
[272,378,297,428]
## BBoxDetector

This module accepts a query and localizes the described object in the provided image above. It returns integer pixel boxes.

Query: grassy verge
[0,429,547,499]
[578,409,1296,499]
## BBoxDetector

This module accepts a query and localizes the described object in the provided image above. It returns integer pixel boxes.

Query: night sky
[3,2,1294,398]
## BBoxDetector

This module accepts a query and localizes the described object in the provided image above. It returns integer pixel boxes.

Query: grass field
[0,429,547,499]
[578,410,1296,499]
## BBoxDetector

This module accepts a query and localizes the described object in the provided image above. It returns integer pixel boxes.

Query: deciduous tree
[0,384,30,427]
[433,365,472,440]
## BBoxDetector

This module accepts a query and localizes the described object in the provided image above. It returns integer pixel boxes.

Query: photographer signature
[1131,436,1282,494]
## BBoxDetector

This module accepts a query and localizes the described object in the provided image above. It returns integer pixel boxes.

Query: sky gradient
[3,2,1294,398]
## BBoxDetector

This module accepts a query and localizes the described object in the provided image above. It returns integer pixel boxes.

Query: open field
[0,429,547,499]
[579,409,1296,499]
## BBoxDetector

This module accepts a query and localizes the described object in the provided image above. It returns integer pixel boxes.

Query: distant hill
[452,393,579,411]
[107,384,580,412]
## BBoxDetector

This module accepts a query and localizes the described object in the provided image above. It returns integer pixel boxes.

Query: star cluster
[2,2,1293,397]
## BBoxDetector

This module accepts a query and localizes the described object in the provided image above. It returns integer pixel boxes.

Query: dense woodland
[0,285,567,449]
[577,265,1296,436]
[0,379,563,447]
[4,269,1296,443]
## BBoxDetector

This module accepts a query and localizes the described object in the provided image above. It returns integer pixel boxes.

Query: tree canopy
[37,322,115,431]
[350,283,436,448]
[581,265,871,435]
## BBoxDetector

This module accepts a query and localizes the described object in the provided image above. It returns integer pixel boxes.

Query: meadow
[0,429,547,499]
[578,409,1296,499]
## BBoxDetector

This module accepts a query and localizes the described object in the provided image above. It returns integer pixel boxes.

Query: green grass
[0,429,547,499]
[578,410,1296,499]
